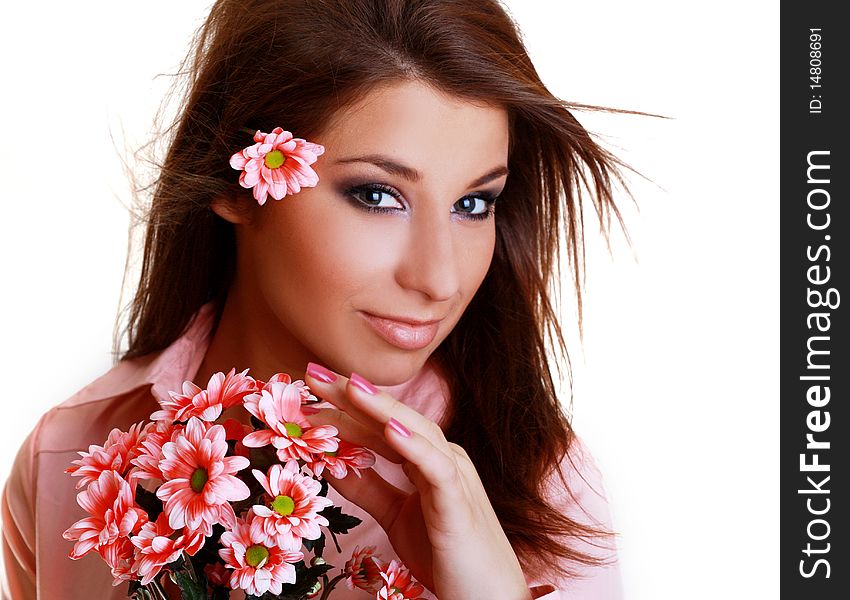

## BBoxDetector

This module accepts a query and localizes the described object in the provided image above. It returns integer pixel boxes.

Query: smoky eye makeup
[338,180,500,221]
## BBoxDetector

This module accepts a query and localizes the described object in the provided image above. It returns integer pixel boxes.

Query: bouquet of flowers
[62,369,426,600]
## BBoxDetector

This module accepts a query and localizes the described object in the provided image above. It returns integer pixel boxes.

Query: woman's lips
[360,312,441,350]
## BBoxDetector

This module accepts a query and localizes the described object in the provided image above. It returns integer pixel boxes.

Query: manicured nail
[307,362,337,384]
[350,372,377,395]
[388,417,411,438]
[301,406,320,415]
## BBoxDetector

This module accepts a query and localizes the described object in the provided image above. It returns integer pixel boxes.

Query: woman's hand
[302,362,533,600]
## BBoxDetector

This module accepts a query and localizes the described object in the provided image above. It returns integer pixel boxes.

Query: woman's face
[220,79,509,385]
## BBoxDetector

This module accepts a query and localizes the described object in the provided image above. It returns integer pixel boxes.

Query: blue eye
[343,183,498,221]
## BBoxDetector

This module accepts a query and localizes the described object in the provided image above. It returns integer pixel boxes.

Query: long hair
[118,0,637,581]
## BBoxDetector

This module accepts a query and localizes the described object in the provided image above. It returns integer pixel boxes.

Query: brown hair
[118,0,639,582]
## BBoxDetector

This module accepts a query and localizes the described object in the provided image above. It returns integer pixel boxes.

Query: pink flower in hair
[229,127,325,205]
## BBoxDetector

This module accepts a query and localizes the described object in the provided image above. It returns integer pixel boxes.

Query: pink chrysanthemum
[229,127,325,206]
[62,470,148,560]
[151,369,256,424]
[242,380,338,462]
[307,439,377,479]
[377,559,426,600]
[101,537,136,587]
[219,512,304,596]
[249,462,334,549]
[343,545,384,594]
[130,513,206,585]
[131,423,183,481]
[156,418,250,535]
[66,422,150,488]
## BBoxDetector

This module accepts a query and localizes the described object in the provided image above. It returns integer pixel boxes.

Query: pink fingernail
[307,362,337,384]
[388,417,411,438]
[301,406,320,415]
[350,372,377,395]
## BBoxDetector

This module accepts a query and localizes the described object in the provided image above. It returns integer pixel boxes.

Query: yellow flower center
[190,467,208,493]
[264,150,286,169]
[272,494,295,516]
[284,422,302,437]
[245,544,270,568]
[324,451,337,457]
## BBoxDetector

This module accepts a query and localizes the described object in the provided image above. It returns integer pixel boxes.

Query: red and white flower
[130,513,205,585]
[242,380,338,462]
[151,368,256,424]
[250,461,334,549]
[229,127,325,206]
[66,422,150,488]
[219,511,304,596]
[343,545,384,594]
[62,470,148,560]
[377,559,426,600]
[156,418,250,535]
[307,439,376,479]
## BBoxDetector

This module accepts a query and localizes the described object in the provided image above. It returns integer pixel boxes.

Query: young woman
[1,0,631,598]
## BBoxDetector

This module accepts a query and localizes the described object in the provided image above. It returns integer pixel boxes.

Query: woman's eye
[453,196,491,216]
[347,184,404,211]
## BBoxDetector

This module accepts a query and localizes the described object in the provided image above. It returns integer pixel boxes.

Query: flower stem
[319,573,347,600]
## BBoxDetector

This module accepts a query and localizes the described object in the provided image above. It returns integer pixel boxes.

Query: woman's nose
[394,210,460,303]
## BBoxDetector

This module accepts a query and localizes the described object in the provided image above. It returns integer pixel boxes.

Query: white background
[0,1,777,598]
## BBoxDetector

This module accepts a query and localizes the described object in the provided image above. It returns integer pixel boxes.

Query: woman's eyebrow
[333,153,509,188]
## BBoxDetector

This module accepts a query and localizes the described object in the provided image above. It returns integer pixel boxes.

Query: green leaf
[302,532,326,556]
[319,505,362,535]
[173,570,206,600]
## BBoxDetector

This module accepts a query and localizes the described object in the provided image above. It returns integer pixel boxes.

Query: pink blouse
[0,303,623,599]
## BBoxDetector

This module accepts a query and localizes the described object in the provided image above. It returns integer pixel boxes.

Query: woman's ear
[210,194,251,224]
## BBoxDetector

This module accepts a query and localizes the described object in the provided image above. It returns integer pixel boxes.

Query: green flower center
[190,468,208,493]
[324,451,337,457]
[271,494,295,516]
[264,150,286,169]
[284,422,302,437]
[245,544,270,568]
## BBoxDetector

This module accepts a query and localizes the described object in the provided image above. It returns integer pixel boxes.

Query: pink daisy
[249,462,334,549]
[307,439,377,479]
[130,513,206,585]
[242,380,339,462]
[343,545,384,594]
[377,559,426,600]
[131,423,183,481]
[219,512,304,596]
[62,470,148,560]
[66,422,150,488]
[229,127,325,206]
[151,369,256,424]
[156,418,250,535]
[101,537,136,587]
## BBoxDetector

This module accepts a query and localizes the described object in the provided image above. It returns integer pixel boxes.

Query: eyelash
[343,183,499,221]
